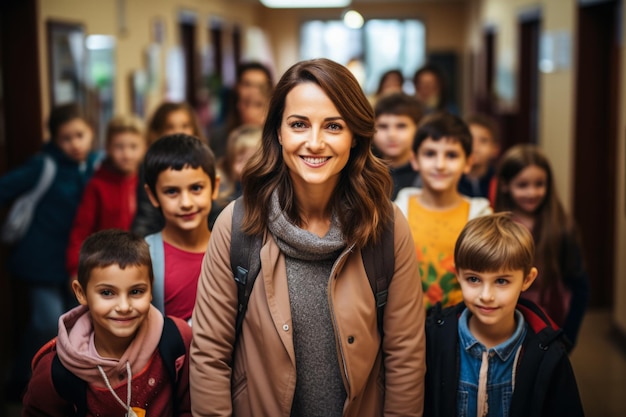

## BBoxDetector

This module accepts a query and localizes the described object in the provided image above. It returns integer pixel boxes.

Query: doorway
[517,12,541,146]
[573,0,621,308]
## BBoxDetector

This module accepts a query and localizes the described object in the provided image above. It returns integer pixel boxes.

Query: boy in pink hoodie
[23,229,192,416]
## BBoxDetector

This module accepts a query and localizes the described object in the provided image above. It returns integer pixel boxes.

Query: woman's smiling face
[278,82,354,193]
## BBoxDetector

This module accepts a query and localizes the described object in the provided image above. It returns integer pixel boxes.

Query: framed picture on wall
[46,20,86,108]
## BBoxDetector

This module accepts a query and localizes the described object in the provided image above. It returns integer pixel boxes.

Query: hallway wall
[38,0,260,129]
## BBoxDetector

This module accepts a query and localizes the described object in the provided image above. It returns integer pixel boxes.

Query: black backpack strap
[362,214,395,337]
[230,197,263,340]
[158,316,187,414]
[51,354,87,417]
[159,316,186,383]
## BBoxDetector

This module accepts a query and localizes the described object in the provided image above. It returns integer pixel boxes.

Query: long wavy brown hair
[494,144,575,292]
[241,58,393,247]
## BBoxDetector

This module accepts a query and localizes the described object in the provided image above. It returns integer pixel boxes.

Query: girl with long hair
[494,144,589,348]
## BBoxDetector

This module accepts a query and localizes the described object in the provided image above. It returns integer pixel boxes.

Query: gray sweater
[268,192,347,417]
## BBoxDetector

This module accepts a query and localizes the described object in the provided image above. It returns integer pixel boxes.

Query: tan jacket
[190,202,425,417]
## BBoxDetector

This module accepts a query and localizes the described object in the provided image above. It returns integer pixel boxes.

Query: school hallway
[1,306,624,416]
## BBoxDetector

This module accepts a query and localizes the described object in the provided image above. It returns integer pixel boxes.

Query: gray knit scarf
[267,190,347,417]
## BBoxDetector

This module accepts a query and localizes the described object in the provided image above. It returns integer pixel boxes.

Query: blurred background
[0,0,625,415]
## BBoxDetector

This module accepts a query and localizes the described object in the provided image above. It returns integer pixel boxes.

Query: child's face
[237,91,268,126]
[374,114,417,164]
[55,118,94,163]
[415,72,440,106]
[238,69,270,101]
[458,267,537,339]
[146,166,218,234]
[107,132,146,175]
[162,110,195,137]
[469,123,499,169]
[411,137,469,194]
[72,264,152,357]
[505,164,548,216]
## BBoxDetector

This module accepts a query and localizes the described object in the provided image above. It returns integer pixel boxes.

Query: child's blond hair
[455,212,535,275]
[106,114,145,147]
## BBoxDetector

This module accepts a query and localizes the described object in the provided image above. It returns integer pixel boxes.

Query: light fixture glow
[86,35,115,50]
[343,10,364,29]
[260,0,351,8]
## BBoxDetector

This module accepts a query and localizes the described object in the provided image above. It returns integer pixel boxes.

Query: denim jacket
[457,309,526,417]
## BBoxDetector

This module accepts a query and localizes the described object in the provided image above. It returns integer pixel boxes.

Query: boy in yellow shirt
[395,111,492,309]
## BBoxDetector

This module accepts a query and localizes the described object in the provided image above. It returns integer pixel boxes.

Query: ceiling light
[260,0,351,8]
[343,10,364,29]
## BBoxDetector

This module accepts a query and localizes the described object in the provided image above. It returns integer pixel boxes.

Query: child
[458,113,500,202]
[373,69,404,101]
[146,101,206,145]
[209,61,273,160]
[66,114,147,278]
[132,101,206,237]
[22,229,192,416]
[373,92,424,200]
[395,111,492,309]
[0,103,100,400]
[494,144,589,348]
[424,213,584,417]
[209,124,262,228]
[143,134,219,323]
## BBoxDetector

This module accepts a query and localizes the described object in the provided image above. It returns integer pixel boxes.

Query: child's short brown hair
[465,113,500,144]
[455,212,535,275]
[47,103,90,142]
[106,114,145,147]
[413,111,472,157]
[374,92,424,125]
[77,229,153,288]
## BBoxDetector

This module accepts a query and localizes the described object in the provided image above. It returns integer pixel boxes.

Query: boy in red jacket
[66,115,147,279]
[23,229,192,416]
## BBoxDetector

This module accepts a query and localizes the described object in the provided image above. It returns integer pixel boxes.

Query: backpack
[0,155,56,244]
[33,316,186,416]
[229,197,395,340]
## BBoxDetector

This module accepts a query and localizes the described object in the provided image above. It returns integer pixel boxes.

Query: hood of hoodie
[55,304,164,387]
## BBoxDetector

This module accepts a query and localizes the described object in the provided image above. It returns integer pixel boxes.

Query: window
[300,19,426,95]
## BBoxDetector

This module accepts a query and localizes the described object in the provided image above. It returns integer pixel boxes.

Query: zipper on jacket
[327,243,356,394]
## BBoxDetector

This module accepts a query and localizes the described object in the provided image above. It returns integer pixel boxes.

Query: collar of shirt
[458,308,527,362]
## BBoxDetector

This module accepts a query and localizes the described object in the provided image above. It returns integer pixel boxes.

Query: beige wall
[38,0,259,126]
[614,1,626,335]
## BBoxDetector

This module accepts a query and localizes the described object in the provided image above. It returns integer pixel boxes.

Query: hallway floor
[570,308,626,417]
[3,308,625,416]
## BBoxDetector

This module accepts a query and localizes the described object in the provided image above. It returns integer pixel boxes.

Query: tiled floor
[3,308,625,416]
[570,309,626,417]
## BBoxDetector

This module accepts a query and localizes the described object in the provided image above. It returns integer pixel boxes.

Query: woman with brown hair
[190,58,425,416]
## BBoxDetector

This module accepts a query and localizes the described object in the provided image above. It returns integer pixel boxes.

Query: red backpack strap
[32,337,58,370]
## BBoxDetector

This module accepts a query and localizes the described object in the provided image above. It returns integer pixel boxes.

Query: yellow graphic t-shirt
[408,197,470,309]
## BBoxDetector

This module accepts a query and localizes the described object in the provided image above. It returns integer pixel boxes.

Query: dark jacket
[0,142,99,284]
[424,298,584,417]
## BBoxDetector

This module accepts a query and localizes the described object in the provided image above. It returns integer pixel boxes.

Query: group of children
[371,95,587,415]
[0,97,263,409]
[1,83,587,415]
